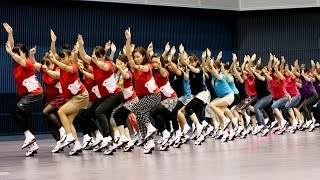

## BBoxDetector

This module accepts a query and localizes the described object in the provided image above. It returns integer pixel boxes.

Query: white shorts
[195,90,210,104]
[212,93,234,106]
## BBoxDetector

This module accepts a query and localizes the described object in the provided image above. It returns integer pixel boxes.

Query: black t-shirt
[235,80,248,100]
[169,71,185,97]
[205,72,217,100]
[189,66,206,95]
[254,73,271,99]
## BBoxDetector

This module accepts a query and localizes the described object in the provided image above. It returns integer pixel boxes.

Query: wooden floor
[0,130,320,180]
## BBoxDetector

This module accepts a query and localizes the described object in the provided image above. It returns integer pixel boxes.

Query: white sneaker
[228,130,236,141]
[196,124,204,138]
[246,125,253,134]
[113,130,120,143]
[161,130,171,146]
[308,124,315,132]
[69,141,82,156]
[131,133,140,145]
[252,125,263,135]
[264,118,269,126]
[25,142,39,157]
[315,123,320,127]
[305,120,313,129]
[240,129,248,139]
[214,129,223,139]
[204,125,214,137]
[22,135,36,149]
[59,132,67,144]
[261,128,269,136]
[181,134,189,144]
[143,139,155,154]
[223,118,231,130]
[270,121,278,129]
[182,124,191,136]
[92,134,103,147]
[145,125,157,140]
[221,131,229,142]
[104,145,114,155]
[157,136,164,144]
[117,135,129,148]
[124,140,135,152]
[82,135,93,149]
[195,134,205,145]
[100,136,113,149]
[61,134,75,149]
[52,141,62,153]
[235,126,244,137]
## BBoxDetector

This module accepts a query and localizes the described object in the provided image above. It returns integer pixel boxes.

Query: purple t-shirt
[313,79,320,97]
[300,77,316,99]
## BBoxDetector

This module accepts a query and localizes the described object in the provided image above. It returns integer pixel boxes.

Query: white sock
[281,119,287,126]
[293,119,298,126]
[83,134,90,139]
[24,130,34,139]
[114,130,120,138]
[223,117,230,124]
[213,120,220,129]
[58,127,66,134]
[75,140,81,146]
[66,133,74,140]
[202,120,208,127]
[162,129,170,137]
[232,118,238,127]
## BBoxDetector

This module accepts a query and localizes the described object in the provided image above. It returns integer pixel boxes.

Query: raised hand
[3,23,13,34]
[111,42,116,52]
[29,46,37,55]
[50,29,57,42]
[147,42,153,52]
[105,40,111,50]
[77,34,84,46]
[48,51,56,62]
[257,58,261,65]
[232,53,237,62]
[311,60,315,67]
[170,46,176,55]
[281,56,285,63]
[316,62,320,69]
[216,51,222,61]
[179,43,184,53]
[269,53,273,61]
[125,27,131,40]
[165,42,170,52]
[251,53,256,61]
[206,48,211,58]
[201,51,206,60]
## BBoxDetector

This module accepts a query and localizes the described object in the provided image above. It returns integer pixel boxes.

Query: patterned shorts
[161,96,178,112]
[123,97,139,111]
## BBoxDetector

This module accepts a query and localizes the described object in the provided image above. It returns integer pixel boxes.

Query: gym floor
[0,130,319,180]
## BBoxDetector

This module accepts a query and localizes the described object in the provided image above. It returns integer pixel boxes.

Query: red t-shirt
[90,60,122,98]
[121,69,137,102]
[268,75,287,99]
[13,59,43,97]
[154,69,177,100]
[40,66,62,98]
[83,69,101,103]
[284,75,300,97]
[59,64,86,100]
[134,64,160,97]
[245,75,257,97]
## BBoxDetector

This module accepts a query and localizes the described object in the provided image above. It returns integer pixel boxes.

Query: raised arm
[77,35,92,64]
[109,43,116,61]
[49,52,75,73]
[5,42,26,67]
[167,49,182,76]
[162,42,170,58]
[91,51,110,71]
[230,53,237,75]
[268,53,273,71]
[29,47,42,72]
[208,62,222,80]
[42,65,60,79]
[3,23,14,48]
[50,30,59,59]
[279,56,285,74]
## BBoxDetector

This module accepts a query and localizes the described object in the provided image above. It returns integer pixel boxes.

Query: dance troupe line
[3,23,320,156]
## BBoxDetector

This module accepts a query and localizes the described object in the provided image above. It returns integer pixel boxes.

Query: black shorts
[17,93,43,112]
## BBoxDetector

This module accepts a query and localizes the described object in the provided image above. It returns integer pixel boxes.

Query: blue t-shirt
[227,74,239,95]
[183,79,192,97]
[211,73,233,98]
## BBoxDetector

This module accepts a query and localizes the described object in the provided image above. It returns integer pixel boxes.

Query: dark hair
[62,44,70,50]
[94,46,106,58]
[133,46,149,65]
[224,63,231,70]
[172,57,178,64]
[189,54,199,64]
[256,65,263,70]
[58,50,71,58]
[117,54,128,64]
[12,43,28,57]
[151,53,166,67]
[213,61,221,69]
